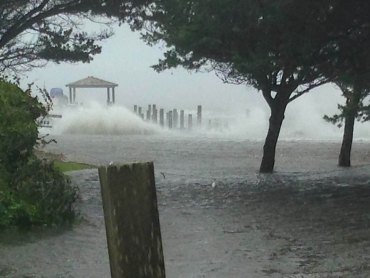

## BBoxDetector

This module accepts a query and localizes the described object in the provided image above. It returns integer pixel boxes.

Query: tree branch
[288,78,329,103]
[0,0,50,48]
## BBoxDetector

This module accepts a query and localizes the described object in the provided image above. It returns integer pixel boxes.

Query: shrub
[0,80,79,229]
[0,81,46,176]
[2,157,79,228]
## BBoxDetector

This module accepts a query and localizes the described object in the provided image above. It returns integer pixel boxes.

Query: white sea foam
[49,102,160,135]
[43,100,369,142]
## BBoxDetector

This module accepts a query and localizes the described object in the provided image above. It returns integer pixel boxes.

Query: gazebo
[65,76,118,105]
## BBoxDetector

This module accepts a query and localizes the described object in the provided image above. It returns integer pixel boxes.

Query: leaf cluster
[136,0,370,114]
[0,0,154,74]
[0,157,79,228]
[0,81,46,175]
[140,0,335,94]
[320,1,370,126]
[0,80,78,229]
[323,84,370,127]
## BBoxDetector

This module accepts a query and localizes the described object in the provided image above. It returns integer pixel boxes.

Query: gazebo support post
[112,87,115,104]
[69,87,72,104]
[107,87,111,105]
[73,87,76,104]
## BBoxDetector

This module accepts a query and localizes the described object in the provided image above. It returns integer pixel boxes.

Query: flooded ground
[1,134,370,277]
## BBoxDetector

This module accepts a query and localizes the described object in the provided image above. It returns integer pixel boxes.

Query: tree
[322,1,370,167]
[0,0,151,74]
[137,0,336,172]
[325,78,370,168]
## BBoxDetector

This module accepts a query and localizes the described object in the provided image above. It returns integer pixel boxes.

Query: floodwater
[1,133,370,277]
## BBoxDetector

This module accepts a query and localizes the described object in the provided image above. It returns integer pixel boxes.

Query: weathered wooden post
[98,162,166,278]
[188,114,193,130]
[134,105,138,114]
[147,105,152,121]
[168,111,173,129]
[69,87,72,104]
[73,87,76,104]
[146,105,151,122]
[107,88,111,106]
[159,109,164,127]
[138,107,144,120]
[180,110,184,129]
[197,105,202,127]
[152,105,158,123]
[146,110,150,121]
[172,109,178,129]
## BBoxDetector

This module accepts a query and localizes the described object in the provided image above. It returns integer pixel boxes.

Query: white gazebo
[66,76,118,105]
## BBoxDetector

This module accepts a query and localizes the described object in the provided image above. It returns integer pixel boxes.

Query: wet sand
[1,137,370,277]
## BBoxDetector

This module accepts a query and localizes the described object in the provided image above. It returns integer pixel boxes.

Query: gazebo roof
[66,76,118,88]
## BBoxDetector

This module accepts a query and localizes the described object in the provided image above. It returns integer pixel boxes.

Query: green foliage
[0,81,46,176]
[0,157,79,228]
[138,0,333,95]
[138,0,370,102]
[0,80,79,229]
[0,0,153,73]
[324,83,370,128]
[321,1,370,130]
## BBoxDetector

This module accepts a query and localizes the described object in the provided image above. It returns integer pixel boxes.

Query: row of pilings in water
[134,104,202,129]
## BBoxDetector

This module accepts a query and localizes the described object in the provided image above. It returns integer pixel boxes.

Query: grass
[34,149,96,172]
[53,161,96,173]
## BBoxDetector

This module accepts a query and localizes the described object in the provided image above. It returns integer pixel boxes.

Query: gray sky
[21,24,369,139]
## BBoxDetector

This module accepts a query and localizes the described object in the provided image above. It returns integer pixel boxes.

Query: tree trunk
[338,113,355,167]
[259,102,288,173]
[338,91,361,167]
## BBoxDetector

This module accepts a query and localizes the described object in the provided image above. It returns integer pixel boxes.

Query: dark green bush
[1,157,79,228]
[0,81,45,176]
[0,80,79,229]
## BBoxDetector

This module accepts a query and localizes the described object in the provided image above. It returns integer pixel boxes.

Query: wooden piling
[147,105,152,121]
[172,109,178,129]
[159,109,164,127]
[139,106,144,119]
[188,114,193,130]
[107,88,110,105]
[197,105,202,127]
[98,162,166,278]
[168,111,173,129]
[146,110,151,121]
[180,110,184,129]
[152,105,157,123]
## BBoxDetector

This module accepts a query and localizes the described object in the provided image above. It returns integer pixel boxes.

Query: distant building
[50,88,68,106]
